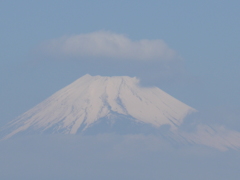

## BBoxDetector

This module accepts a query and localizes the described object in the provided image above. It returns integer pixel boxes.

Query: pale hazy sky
[1,1,240,179]
[1,0,240,126]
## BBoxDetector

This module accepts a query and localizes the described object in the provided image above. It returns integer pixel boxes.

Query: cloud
[1,134,240,180]
[41,31,177,61]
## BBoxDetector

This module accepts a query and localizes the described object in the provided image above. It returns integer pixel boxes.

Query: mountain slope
[1,74,195,139]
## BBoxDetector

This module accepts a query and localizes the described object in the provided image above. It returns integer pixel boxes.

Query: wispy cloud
[41,31,177,61]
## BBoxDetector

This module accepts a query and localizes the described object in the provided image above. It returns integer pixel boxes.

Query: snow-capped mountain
[1,74,240,151]
[1,74,195,139]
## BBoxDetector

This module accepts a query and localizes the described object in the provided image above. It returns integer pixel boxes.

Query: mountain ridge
[0,74,195,139]
[2,74,240,152]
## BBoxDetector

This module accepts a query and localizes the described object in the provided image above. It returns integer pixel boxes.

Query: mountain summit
[1,74,195,139]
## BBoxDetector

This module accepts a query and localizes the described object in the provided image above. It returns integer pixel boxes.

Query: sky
[1,1,240,179]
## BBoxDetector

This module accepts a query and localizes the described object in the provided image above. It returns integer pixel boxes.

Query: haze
[1,1,240,179]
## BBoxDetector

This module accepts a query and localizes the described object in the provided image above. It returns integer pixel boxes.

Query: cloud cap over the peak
[41,31,177,61]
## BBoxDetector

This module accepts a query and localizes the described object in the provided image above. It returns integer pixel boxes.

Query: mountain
[1,74,195,138]
[1,74,240,151]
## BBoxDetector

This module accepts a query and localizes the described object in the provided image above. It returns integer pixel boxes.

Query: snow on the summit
[1,74,196,139]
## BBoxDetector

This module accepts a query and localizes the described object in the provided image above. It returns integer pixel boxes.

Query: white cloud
[42,31,177,61]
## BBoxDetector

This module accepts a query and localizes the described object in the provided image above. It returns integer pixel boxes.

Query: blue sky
[1,1,240,179]
[1,0,240,128]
